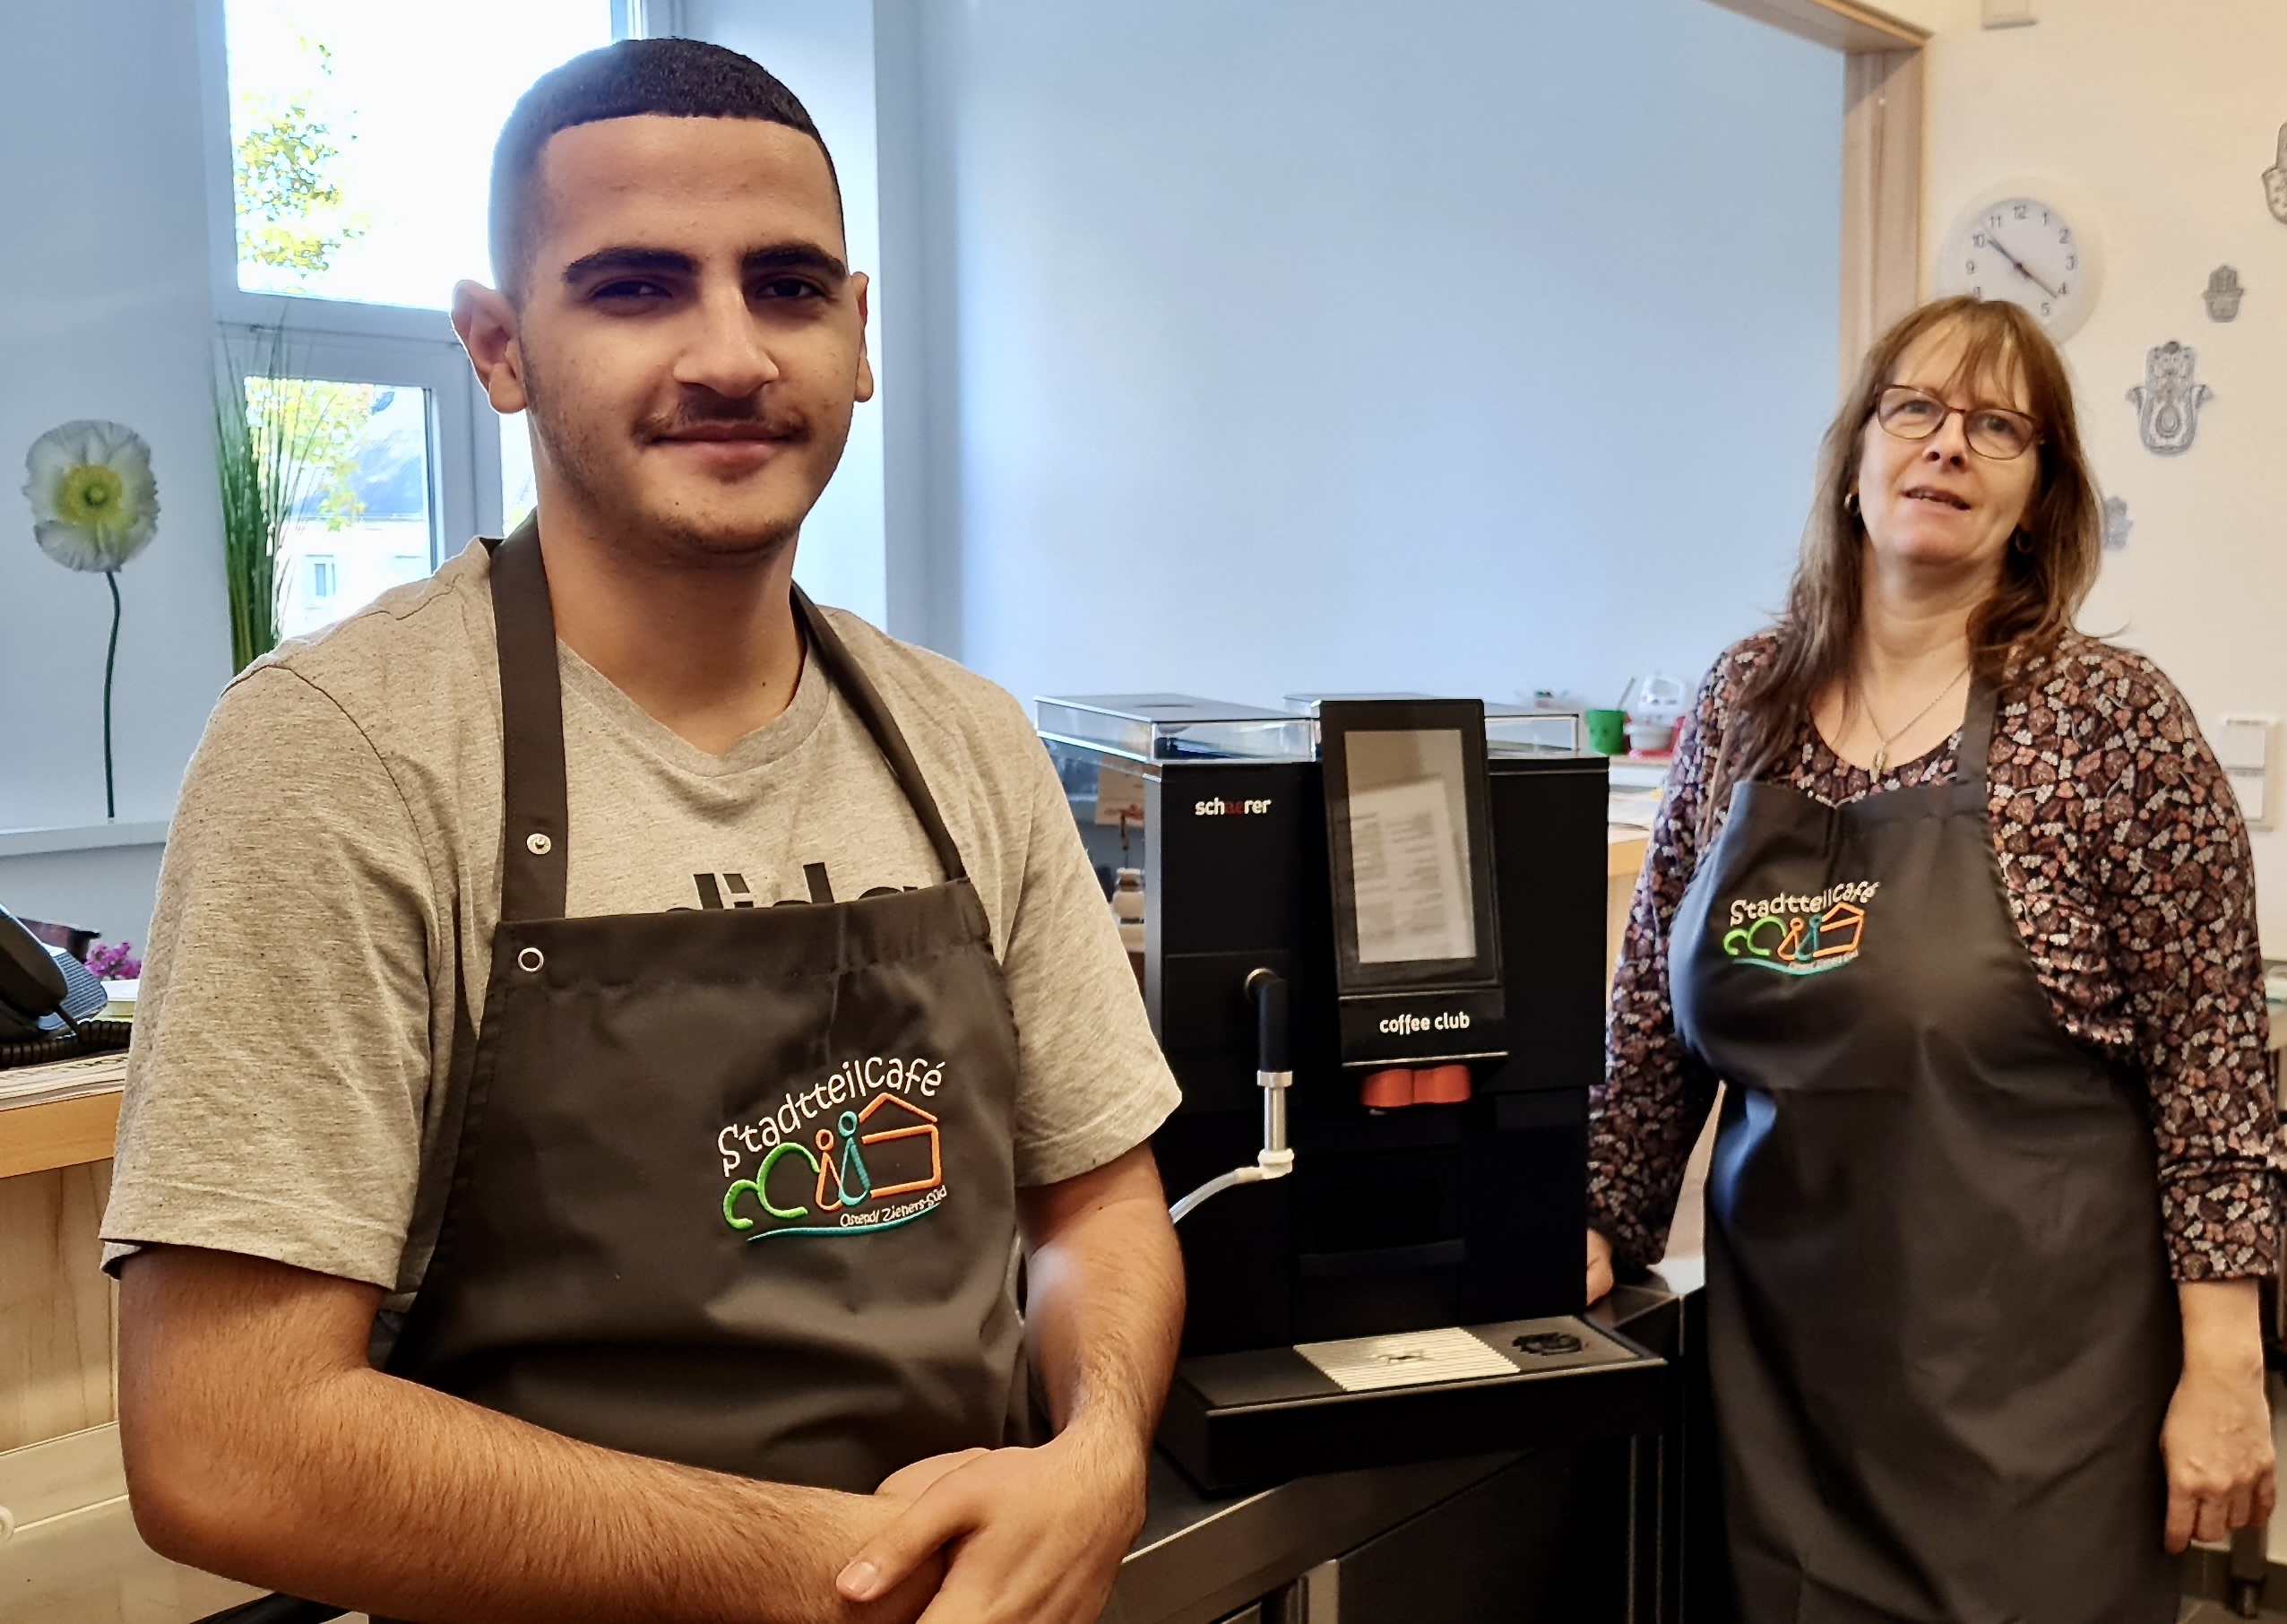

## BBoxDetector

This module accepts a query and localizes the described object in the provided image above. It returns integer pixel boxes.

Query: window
[263,376,438,638]
[221,0,617,311]
[206,0,633,633]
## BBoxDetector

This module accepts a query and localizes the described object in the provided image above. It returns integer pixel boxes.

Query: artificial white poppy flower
[25,419,160,573]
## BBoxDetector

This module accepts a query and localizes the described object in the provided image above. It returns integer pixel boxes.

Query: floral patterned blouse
[1591,629,2284,1281]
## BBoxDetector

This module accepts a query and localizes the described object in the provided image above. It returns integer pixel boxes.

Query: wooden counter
[1605,829,1649,1012]
[0,1089,123,1180]
[1,1080,124,1452]
[0,1157,117,1452]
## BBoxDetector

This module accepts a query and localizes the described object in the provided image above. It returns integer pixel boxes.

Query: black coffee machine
[1037,695,1663,1489]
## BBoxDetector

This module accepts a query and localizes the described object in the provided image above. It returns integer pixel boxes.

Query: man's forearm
[1019,1150,1185,1447]
[120,1250,934,1624]
[162,1369,927,1623]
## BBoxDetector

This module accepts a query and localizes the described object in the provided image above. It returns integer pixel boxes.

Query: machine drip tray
[1159,1315,1666,1491]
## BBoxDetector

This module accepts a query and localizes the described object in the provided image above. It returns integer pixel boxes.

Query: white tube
[1169,1068,1295,1223]
[1169,1163,1265,1223]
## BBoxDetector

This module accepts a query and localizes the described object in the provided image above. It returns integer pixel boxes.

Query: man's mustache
[638,401,810,442]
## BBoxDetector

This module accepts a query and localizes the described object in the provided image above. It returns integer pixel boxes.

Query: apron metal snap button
[517,946,546,973]
[526,832,553,855]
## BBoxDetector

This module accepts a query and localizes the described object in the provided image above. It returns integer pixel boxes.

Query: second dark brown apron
[1670,684,2179,1623]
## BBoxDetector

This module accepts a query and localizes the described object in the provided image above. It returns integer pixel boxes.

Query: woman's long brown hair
[1701,297,2104,840]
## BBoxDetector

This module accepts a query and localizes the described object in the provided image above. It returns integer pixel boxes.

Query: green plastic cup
[1585,708,1627,755]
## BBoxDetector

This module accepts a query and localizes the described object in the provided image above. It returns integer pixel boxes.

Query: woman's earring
[2010,528,2033,553]
[1843,490,1860,517]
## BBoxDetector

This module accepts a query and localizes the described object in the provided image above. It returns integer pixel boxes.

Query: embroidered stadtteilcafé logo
[717,1057,950,1240]
[1722,881,1880,976]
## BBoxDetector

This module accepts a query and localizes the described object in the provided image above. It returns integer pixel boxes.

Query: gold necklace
[1861,664,1970,778]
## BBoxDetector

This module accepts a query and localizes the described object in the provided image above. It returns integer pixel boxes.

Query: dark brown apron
[385,520,1027,1494]
[1671,684,2180,1623]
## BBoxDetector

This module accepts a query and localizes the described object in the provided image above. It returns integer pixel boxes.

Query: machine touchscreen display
[1342,729,1476,964]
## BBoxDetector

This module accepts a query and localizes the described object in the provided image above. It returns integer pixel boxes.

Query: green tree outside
[233,39,367,281]
[245,377,374,531]
[231,36,373,531]
[218,34,383,670]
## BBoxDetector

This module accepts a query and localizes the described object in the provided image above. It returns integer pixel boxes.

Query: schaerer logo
[1194,796,1273,816]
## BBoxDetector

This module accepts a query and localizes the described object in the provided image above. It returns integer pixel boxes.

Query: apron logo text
[718,1054,947,1174]
[721,1089,949,1240]
[717,1057,953,1240]
[1722,881,1878,976]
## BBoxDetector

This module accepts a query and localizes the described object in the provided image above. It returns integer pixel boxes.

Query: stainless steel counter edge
[1108,1449,1523,1624]
[1107,1269,1695,1624]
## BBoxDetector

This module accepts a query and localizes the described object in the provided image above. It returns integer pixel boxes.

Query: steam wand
[1169,969,1292,1223]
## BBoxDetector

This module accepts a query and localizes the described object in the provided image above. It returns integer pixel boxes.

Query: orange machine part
[1414,1065,1472,1105]
[1359,1068,1415,1110]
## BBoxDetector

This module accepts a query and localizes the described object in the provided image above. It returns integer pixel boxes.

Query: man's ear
[851,272,876,405]
[452,280,530,415]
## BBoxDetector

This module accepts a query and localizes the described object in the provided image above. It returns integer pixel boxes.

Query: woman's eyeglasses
[1875,385,2040,461]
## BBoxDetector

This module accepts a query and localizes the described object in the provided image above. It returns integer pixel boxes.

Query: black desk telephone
[1,903,123,1064]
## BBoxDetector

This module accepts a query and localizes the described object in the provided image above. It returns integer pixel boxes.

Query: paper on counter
[0,1049,129,1108]
[1296,1325,1518,1393]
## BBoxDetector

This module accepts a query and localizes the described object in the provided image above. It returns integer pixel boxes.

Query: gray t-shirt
[101,542,1178,1307]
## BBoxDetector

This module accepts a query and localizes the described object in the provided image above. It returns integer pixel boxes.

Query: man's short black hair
[488,38,838,298]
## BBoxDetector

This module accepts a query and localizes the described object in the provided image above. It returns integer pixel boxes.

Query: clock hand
[1983,233,2061,300]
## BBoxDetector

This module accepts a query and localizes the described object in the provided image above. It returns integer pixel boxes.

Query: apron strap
[484,519,974,912]
[794,588,971,885]
[487,518,571,923]
[1956,678,1998,792]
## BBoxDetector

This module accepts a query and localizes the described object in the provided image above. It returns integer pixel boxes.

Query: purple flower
[87,940,142,980]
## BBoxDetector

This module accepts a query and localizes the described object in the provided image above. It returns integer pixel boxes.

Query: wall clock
[1933,184,2103,342]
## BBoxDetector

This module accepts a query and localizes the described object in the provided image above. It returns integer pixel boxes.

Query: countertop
[1104,1275,1687,1624]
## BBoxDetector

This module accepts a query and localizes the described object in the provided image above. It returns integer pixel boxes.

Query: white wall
[0,841,168,954]
[873,0,1844,714]
[1874,0,1940,31]
[685,0,889,625]
[0,1,230,944]
[0,0,232,821]
[1913,0,2287,945]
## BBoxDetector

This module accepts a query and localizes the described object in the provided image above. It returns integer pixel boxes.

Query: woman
[1590,296,2283,1622]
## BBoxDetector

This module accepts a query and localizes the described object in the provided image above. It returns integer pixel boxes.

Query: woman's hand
[2162,1279,2277,1553]
[1587,1229,1616,1305]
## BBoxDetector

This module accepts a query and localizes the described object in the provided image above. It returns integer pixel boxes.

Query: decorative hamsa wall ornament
[2127,341,2212,455]
[2205,266,2245,321]
[2266,124,2287,224]
[2102,495,2134,553]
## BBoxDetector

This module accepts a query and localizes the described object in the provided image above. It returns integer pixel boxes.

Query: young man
[106,40,1184,1624]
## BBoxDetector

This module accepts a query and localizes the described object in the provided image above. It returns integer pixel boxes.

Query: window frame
[194,0,659,555]
[195,0,496,346]
[216,321,488,580]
